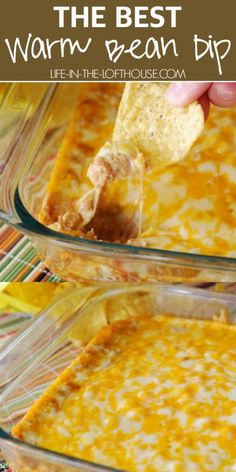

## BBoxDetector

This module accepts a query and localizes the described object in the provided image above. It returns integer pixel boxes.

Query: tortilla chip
[113,82,204,170]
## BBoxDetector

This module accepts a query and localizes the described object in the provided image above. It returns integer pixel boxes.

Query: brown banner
[0,0,235,81]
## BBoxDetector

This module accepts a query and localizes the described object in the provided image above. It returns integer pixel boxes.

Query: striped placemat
[0,223,60,282]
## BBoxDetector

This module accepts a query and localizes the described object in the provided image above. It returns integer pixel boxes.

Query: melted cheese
[13,315,236,471]
[39,83,236,256]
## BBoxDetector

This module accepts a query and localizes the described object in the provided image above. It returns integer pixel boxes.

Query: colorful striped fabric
[0,223,60,282]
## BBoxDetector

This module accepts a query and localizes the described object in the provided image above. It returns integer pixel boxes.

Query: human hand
[167,82,236,119]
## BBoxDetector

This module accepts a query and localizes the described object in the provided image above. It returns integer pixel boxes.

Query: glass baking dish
[1,283,236,471]
[1,83,236,282]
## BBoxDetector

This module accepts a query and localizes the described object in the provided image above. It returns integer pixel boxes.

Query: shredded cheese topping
[13,315,236,471]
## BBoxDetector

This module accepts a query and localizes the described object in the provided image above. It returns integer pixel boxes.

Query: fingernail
[166,83,185,106]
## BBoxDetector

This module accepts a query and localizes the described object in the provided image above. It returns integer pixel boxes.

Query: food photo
[1,81,236,469]
[0,82,236,282]
[0,0,235,470]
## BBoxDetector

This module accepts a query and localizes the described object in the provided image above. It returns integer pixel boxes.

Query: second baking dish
[1,83,236,282]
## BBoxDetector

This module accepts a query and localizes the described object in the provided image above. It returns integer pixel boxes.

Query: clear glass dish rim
[1,82,236,272]
[1,282,236,470]
[10,188,236,271]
